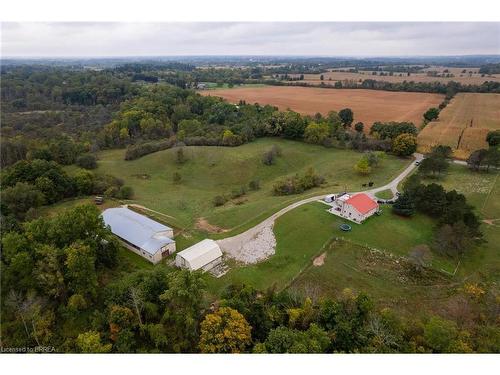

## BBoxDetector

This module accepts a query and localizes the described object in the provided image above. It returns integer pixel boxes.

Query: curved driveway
[217,153,423,262]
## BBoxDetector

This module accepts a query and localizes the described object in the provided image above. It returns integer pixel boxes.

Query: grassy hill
[95,138,410,240]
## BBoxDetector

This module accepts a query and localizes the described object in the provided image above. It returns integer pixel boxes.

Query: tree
[484,147,500,171]
[1,182,45,219]
[423,107,440,122]
[354,157,372,175]
[176,147,186,164]
[392,133,417,157]
[76,331,112,353]
[486,130,500,147]
[304,122,329,144]
[256,324,329,353]
[281,111,307,139]
[354,122,364,133]
[430,145,453,159]
[221,129,241,146]
[467,149,488,171]
[76,154,97,169]
[424,316,458,353]
[434,222,475,257]
[392,191,416,216]
[408,244,432,272]
[35,244,66,299]
[65,242,98,299]
[160,270,207,352]
[199,307,252,353]
[338,108,354,128]
[419,154,449,177]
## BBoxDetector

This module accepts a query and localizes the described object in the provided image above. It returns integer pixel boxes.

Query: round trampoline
[339,223,352,232]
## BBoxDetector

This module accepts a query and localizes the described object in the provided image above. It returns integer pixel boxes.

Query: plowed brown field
[201,86,444,128]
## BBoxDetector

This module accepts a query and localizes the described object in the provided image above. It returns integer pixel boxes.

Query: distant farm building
[102,207,176,264]
[328,193,379,223]
[175,239,223,272]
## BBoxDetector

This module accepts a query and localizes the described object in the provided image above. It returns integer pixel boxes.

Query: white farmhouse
[102,207,176,264]
[175,239,223,272]
[328,193,379,223]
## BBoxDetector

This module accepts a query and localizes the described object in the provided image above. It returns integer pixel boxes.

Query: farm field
[94,138,411,240]
[417,93,500,159]
[282,66,500,85]
[201,86,444,128]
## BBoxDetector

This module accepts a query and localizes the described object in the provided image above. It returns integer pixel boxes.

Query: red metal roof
[345,193,379,214]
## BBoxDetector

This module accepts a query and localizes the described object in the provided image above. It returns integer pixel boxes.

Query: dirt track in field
[201,86,443,128]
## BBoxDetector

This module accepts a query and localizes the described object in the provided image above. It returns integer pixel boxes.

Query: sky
[1,22,499,57]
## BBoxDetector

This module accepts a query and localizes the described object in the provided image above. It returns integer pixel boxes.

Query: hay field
[417,93,500,159]
[201,86,443,127]
[281,66,500,85]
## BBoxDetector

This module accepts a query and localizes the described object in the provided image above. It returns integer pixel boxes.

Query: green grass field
[288,239,456,316]
[205,201,454,295]
[95,138,410,244]
[286,165,499,314]
[205,202,336,295]
[374,189,394,199]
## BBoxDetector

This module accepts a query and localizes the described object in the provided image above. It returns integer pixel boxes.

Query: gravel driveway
[217,153,423,264]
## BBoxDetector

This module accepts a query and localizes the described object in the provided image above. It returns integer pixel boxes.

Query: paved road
[217,153,423,261]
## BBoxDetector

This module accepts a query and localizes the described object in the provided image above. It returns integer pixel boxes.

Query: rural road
[217,153,424,263]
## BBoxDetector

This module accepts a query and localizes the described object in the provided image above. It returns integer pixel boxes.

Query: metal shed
[175,239,223,271]
[102,207,176,263]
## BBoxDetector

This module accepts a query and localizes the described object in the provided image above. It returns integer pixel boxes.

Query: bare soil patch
[313,252,327,267]
[196,217,229,233]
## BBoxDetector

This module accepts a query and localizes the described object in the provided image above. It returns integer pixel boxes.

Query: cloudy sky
[2,22,499,57]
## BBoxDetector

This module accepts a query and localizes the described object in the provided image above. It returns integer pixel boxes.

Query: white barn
[175,239,223,272]
[328,193,379,223]
[102,207,176,264]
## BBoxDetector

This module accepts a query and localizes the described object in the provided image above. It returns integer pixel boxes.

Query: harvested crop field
[201,86,443,128]
[280,66,500,85]
[418,93,500,159]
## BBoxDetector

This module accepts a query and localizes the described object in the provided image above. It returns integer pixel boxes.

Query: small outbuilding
[102,207,176,264]
[175,239,223,272]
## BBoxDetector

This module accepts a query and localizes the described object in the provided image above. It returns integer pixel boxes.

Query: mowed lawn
[205,203,336,295]
[418,93,500,159]
[95,138,410,239]
[206,201,450,295]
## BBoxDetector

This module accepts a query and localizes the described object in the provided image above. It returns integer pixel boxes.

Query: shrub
[273,168,324,196]
[354,157,372,175]
[231,187,246,199]
[124,139,175,161]
[116,186,134,200]
[213,195,227,207]
[76,154,97,169]
[248,179,260,191]
[262,145,282,166]
[172,172,182,184]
